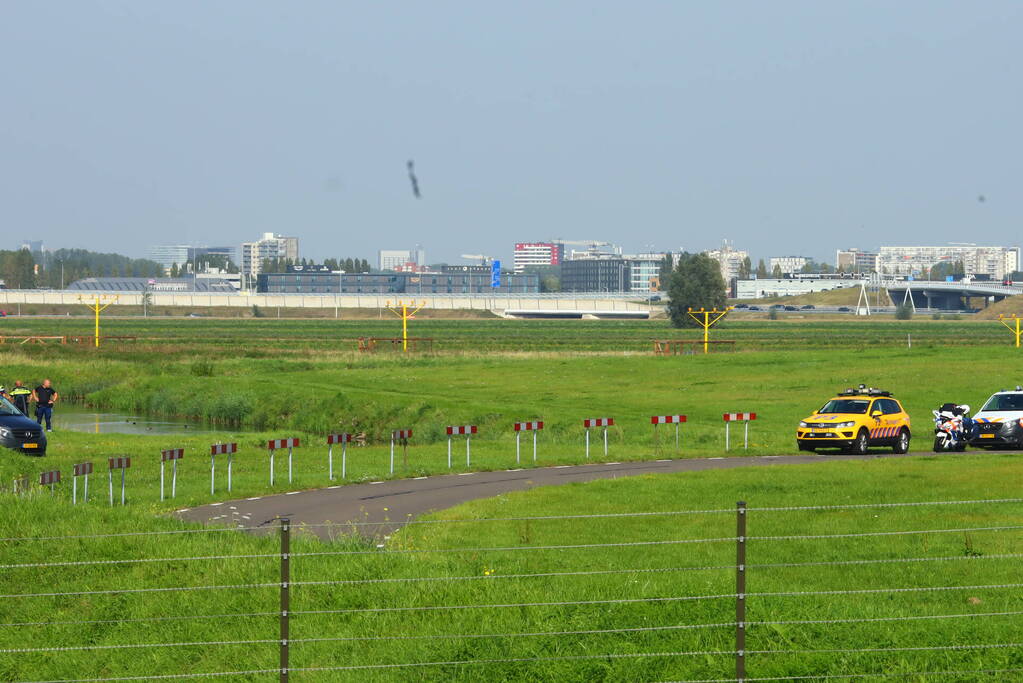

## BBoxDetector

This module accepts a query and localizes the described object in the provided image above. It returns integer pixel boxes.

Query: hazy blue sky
[2,2,1020,265]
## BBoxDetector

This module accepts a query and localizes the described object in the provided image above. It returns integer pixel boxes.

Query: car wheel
[852,430,869,455]
[894,429,910,454]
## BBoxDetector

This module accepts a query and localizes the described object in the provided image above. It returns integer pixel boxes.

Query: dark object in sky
[978,194,986,203]
[407,160,421,198]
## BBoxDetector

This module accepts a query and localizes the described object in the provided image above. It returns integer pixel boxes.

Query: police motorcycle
[932,403,973,452]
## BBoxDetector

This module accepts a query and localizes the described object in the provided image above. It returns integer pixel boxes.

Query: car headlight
[799,421,808,428]
[0,427,9,437]
[836,421,855,428]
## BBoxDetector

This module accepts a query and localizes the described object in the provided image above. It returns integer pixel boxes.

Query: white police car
[970,387,1023,449]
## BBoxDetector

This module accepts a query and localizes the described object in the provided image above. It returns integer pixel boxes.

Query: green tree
[665,253,727,328]
[658,253,674,285]
[756,259,768,278]
[772,264,783,278]
[169,263,180,278]
[343,258,355,272]
[738,256,752,279]
[895,302,914,320]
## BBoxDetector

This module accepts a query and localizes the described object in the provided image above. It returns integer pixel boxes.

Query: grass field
[2,454,1021,681]
[2,316,1022,680]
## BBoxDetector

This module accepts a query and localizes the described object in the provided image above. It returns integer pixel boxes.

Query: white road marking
[457,472,475,476]
[229,506,237,510]
[607,462,621,465]
[507,469,523,472]
[176,509,190,513]
[414,476,428,480]
[210,503,223,507]
[709,457,724,460]
[247,497,261,500]
[554,465,571,469]
[370,481,383,485]
[285,491,300,496]
[656,459,671,462]
[327,485,341,489]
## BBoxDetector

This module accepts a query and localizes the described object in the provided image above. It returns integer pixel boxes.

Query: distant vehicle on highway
[748,306,761,311]
[734,303,749,309]
[784,305,798,311]
[800,304,815,310]
[187,313,203,318]
[646,295,661,302]
[838,306,851,312]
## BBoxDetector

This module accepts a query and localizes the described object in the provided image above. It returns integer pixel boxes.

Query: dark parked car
[838,306,851,312]
[801,304,816,310]
[749,306,761,311]
[734,303,749,309]
[784,305,798,311]
[0,398,46,455]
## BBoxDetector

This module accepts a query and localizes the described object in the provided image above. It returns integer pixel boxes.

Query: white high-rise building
[378,247,426,271]
[240,233,299,280]
[513,242,565,272]
[878,245,1019,279]
[769,256,809,275]
[836,249,880,273]
[624,253,667,293]
[704,242,748,283]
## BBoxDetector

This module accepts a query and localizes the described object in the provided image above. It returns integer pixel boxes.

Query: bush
[932,313,943,320]
[252,304,265,318]
[895,303,913,320]
[768,307,779,320]
[190,360,215,377]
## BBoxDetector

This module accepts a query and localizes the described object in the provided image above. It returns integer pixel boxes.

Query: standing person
[9,381,32,415]
[32,379,58,432]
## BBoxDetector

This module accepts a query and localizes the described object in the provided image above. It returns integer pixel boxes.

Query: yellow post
[687,306,733,354]
[78,295,118,348]
[386,300,424,352]
[998,314,1022,348]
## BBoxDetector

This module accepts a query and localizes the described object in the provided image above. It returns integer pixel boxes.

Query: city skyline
[3,3,1020,264]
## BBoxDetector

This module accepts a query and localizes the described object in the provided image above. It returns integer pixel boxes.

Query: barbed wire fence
[1,498,1022,681]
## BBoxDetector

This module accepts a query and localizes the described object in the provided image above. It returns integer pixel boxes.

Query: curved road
[177,451,924,538]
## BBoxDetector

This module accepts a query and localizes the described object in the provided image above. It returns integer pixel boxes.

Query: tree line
[1,249,166,289]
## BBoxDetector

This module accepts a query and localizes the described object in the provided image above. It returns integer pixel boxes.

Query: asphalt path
[176,451,928,539]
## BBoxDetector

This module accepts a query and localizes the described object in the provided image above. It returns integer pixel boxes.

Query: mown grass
[2,454,1021,681]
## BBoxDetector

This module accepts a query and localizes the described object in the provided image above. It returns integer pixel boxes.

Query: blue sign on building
[491,260,501,288]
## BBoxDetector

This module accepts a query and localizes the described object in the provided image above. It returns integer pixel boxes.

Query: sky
[2,2,1021,266]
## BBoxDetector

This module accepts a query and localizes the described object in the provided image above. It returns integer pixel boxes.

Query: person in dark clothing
[32,379,58,432]
[9,381,32,415]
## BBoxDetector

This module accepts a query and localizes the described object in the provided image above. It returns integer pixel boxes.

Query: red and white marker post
[326,433,352,480]
[268,438,300,486]
[723,412,757,451]
[72,462,93,504]
[108,457,131,506]
[39,470,60,495]
[583,418,614,458]
[446,425,478,468]
[390,430,412,475]
[651,414,687,450]
[514,421,544,464]
[160,448,185,500]
[210,442,238,493]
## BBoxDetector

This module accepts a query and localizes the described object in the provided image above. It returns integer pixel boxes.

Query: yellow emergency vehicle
[796,385,911,454]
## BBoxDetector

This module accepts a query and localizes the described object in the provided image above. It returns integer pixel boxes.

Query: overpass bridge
[885,280,1023,310]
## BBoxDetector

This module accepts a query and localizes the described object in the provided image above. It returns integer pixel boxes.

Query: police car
[797,385,912,455]
[969,387,1023,449]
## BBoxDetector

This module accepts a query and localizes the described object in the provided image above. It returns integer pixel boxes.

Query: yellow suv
[797,385,912,454]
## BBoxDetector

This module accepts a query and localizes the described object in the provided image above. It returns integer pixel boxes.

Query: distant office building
[561,257,631,292]
[378,247,426,271]
[148,245,191,271]
[878,245,1019,279]
[624,253,666,293]
[769,256,810,275]
[20,240,44,253]
[513,242,565,272]
[736,277,867,300]
[836,249,880,273]
[149,245,237,273]
[240,233,299,280]
[258,268,537,294]
[704,243,748,283]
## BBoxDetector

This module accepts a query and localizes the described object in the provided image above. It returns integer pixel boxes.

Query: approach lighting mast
[386,300,424,352]
[78,294,119,348]
[998,314,1022,348]
[687,306,733,354]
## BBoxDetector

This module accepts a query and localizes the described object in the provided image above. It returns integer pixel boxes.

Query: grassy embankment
[2,454,1021,681]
